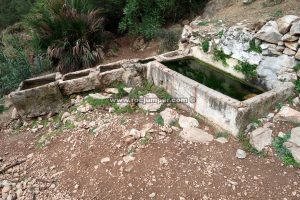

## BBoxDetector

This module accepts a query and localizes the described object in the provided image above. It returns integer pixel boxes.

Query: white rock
[11,108,19,120]
[277,15,300,34]
[149,193,156,198]
[123,155,135,164]
[255,21,283,44]
[290,21,300,36]
[138,93,162,112]
[215,137,228,144]
[278,132,286,138]
[88,93,112,100]
[274,106,300,124]
[104,88,119,94]
[124,87,133,93]
[61,112,71,121]
[282,33,298,42]
[77,104,93,113]
[295,49,300,60]
[284,41,299,51]
[236,149,247,159]
[101,157,110,164]
[284,142,300,163]
[283,48,296,56]
[180,127,214,144]
[159,157,168,166]
[290,127,300,147]
[249,127,272,151]
[159,108,179,125]
[178,115,199,129]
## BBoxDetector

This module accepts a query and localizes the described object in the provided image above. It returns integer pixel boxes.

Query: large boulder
[276,15,300,34]
[249,127,272,151]
[274,106,300,124]
[257,55,295,89]
[178,115,199,129]
[159,108,179,126]
[180,127,214,144]
[138,93,162,112]
[255,21,283,44]
[283,127,300,163]
[290,21,300,36]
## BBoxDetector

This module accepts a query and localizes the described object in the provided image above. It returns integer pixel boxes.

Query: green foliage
[248,40,262,53]
[273,133,300,167]
[0,105,6,114]
[215,132,229,138]
[201,39,210,53]
[157,29,180,53]
[0,36,32,97]
[295,79,300,94]
[238,133,267,157]
[293,62,300,71]
[275,102,283,110]
[198,21,209,26]
[273,9,283,18]
[217,30,224,38]
[25,0,107,74]
[234,61,258,80]
[155,115,164,126]
[86,96,112,107]
[213,48,230,66]
[0,0,33,30]
[119,0,208,39]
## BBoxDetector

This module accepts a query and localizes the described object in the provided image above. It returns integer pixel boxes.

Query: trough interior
[63,71,90,81]
[162,58,264,101]
[99,64,122,72]
[21,76,56,90]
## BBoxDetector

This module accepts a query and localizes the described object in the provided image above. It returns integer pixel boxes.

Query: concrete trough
[147,58,294,136]
[58,68,100,95]
[9,73,64,118]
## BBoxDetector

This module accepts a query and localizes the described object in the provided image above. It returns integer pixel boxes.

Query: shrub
[157,29,180,52]
[213,48,230,66]
[0,0,33,30]
[0,36,32,97]
[25,0,107,74]
[295,79,300,93]
[119,0,208,39]
[234,61,258,80]
[201,39,210,53]
[248,40,262,53]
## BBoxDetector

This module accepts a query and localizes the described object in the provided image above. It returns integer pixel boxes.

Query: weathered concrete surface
[10,73,64,118]
[59,69,100,96]
[147,60,293,136]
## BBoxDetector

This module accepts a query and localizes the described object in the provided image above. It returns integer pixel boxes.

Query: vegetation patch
[213,48,230,66]
[234,61,258,80]
[293,62,300,72]
[248,40,262,53]
[157,29,180,53]
[155,115,164,126]
[0,105,6,114]
[238,133,267,157]
[201,39,210,53]
[215,132,229,138]
[273,133,300,167]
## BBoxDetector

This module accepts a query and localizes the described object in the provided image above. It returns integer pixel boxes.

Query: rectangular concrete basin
[147,58,294,136]
[10,73,63,118]
[59,69,100,95]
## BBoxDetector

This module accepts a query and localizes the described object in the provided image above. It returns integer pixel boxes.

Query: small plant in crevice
[295,79,300,94]
[293,62,300,72]
[201,39,210,53]
[155,115,164,126]
[217,30,224,38]
[275,102,284,110]
[140,135,150,145]
[215,132,229,138]
[0,105,6,114]
[238,133,267,157]
[248,40,262,53]
[198,21,209,26]
[234,61,258,80]
[213,48,230,66]
[273,133,300,167]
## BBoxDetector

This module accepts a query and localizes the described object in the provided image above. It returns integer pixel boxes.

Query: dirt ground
[1,1,300,199]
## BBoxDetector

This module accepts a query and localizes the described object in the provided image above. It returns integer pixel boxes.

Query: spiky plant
[26,0,106,74]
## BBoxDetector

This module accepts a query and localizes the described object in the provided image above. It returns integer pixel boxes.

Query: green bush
[25,0,107,74]
[119,0,208,39]
[0,0,33,30]
[213,48,230,66]
[201,39,210,53]
[157,29,180,52]
[234,61,258,80]
[0,37,32,97]
[248,40,262,53]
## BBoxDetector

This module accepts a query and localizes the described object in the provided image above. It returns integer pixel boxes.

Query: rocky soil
[1,85,300,199]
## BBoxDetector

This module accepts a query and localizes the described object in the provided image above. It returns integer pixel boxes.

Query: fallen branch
[0,159,26,174]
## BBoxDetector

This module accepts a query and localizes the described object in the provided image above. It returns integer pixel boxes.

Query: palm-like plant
[26,0,106,74]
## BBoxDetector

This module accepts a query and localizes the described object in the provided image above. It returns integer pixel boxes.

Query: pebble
[149,193,156,198]
[236,149,247,159]
[101,157,110,164]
